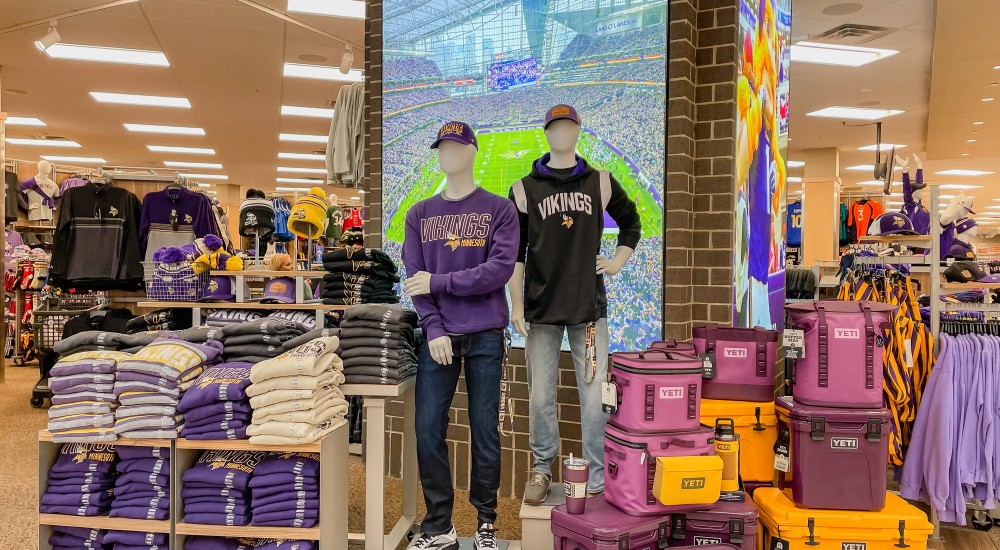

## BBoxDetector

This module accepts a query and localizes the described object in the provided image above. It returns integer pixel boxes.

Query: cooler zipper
[605,431,652,465]
[611,364,705,375]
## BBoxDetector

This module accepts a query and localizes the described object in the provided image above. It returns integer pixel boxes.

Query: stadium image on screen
[382,0,666,351]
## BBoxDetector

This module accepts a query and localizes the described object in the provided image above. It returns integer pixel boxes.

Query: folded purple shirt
[51,444,118,475]
[181,485,246,499]
[50,358,117,377]
[184,512,251,526]
[252,484,318,500]
[44,481,115,495]
[115,470,170,486]
[251,513,317,528]
[113,486,169,499]
[41,489,115,508]
[116,446,169,461]
[39,503,110,516]
[181,426,250,440]
[182,450,265,490]
[252,489,317,508]
[253,498,320,515]
[111,495,170,510]
[51,391,118,405]
[183,494,249,506]
[48,531,107,549]
[50,525,106,542]
[50,373,117,392]
[104,531,168,546]
[178,363,254,411]
[254,451,321,477]
[183,400,252,426]
[185,501,251,515]
[248,472,318,488]
[109,506,170,520]
[116,457,169,475]
[183,536,256,550]
[255,541,316,550]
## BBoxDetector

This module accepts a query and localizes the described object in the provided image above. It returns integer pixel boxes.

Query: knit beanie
[288,187,329,240]
[239,189,275,239]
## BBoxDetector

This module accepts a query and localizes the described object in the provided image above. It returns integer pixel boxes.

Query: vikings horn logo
[109,206,119,216]
[444,233,461,251]
[209,459,228,470]
[561,214,574,228]
[73,451,89,464]
[893,217,905,228]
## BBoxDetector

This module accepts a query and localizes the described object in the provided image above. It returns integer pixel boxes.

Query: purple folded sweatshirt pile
[184,536,315,550]
[338,304,419,385]
[320,247,400,305]
[45,526,168,550]
[110,446,171,521]
[177,362,254,440]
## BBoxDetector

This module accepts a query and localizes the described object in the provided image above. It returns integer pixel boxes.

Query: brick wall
[364,0,383,250]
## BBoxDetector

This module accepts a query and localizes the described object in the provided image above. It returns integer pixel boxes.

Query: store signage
[681,477,706,489]
[594,16,640,36]
[659,387,684,399]
[831,437,859,450]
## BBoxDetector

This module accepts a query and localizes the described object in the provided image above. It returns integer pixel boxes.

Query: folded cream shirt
[245,368,344,397]
[253,398,349,425]
[248,389,345,417]
[250,343,343,384]
[248,384,344,410]
[247,417,346,445]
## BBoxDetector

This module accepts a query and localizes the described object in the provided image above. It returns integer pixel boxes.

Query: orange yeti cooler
[700,399,777,482]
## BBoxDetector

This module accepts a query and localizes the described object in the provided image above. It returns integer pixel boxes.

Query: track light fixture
[34,21,60,51]
[339,46,354,74]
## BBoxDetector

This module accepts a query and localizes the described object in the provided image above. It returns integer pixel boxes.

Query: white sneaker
[410,525,459,550]
[474,522,498,550]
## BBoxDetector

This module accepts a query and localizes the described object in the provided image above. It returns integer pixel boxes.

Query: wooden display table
[211,270,327,303]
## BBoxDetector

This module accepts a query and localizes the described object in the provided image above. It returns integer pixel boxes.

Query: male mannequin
[325,192,345,243]
[509,105,641,503]
[940,193,975,259]
[897,154,930,235]
[947,218,978,260]
[22,159,60,221]
[402,121,518,550]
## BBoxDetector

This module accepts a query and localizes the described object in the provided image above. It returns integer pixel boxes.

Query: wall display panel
[733,0,791,329]
[382,0,667,350]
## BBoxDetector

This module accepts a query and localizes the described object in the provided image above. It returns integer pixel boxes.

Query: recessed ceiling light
[987,205,1000,209]
[287,0,366,19]
[974,121,986,125]
[125,123,205,135]
[280,105,335,118]
[858,143,906,152]
[6,138,81,148]
[164,161,223,169]
[147,145,216,155]
[283,62,364,82]
[962,153,971,156]
[790,42,898,67]
[278,167,328,174]
[43,43,169,66]
[983,98,995,102]
[788,177,802,182]
[279,133,327,143]
[185,173,228,180]
[279,152,325,161]
[995,65,1000,70]
[197,183,211,188]
[277,177,324,184]
[205,190,218,194]
[276,186,315,192]
[41,155,106,164]
[807,106,904,120]
[938,184,983,190]
[991,83,999,87]
[787,160,805,168]
[968,139,977,143]
[5,116,46,126]
[936,169,995,176]
[90,92,190,108]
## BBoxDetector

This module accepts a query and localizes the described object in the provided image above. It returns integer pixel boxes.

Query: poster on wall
[733,0,791,329]
[381,0,666,351]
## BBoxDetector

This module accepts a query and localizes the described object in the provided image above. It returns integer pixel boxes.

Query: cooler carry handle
[657,520,670,549]
[754,406,766,431]
[895,520,910,548]
[687,383,697,420]
[618,534,630,550]
[816,303,829,388]
[604,446,626,460]
[659,438,697,450]
[756,326,768,377]
[645,384,655,421]
[867,418,883,442]
[806,518,819,546]
[730,518,745,544]
[863,303,875,390]
[646,454,657,505]
[702,325,719,352]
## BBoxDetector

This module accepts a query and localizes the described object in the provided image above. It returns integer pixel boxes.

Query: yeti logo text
[681,478,706,489]
[834,328,861,339]
[659,387,683,399]
[831,437,859,449]
[843,544,867,550]
[694,537,723,545]
[723,348,747,358]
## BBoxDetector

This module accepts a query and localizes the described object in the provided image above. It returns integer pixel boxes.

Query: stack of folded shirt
[126,308,193,333]
[47,526,108,550]
[117,331,168,354]
[53,330,123,355]
[40,443,117,516]
[204,310,264,328]
[109,446,170,520]
[114,337,224,439]
[105,530,169,549]
[185,537,315,550]
[178,363,253,440]
[321,247,400,305]
[246,337,348,445]
[281,327,340,354]
[339,304,419,385]
[221,319,309,364]
[181,450,266,526]
[267,310,318,331]
[178,326,226,344]
[249,452,321,528]
[47,350,134,443]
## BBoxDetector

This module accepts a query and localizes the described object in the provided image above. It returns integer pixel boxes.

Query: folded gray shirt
[178,326,226,343]
[222,319,309,337]
[53,331,123,354]
[224,333,297,346]
[281,328,341,352]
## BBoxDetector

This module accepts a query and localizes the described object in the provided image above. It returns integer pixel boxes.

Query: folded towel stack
[249,452,322,528]
[339,304,420,385]
[109,446,170,520]
[114,337,224,439]
[320,247,400,305]
[40,443,117,516]
[178,363,254,440]
[221,319,309,364]
[184,537,316,549]
[245,336,349,446]
[181,450,266,526]
[47,350,133,443]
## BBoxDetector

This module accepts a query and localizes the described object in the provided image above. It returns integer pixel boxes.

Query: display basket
[143,261,209,301]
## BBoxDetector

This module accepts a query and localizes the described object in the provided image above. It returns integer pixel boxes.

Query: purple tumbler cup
[563,454,590,514]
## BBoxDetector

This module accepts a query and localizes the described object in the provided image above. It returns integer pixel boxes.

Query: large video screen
[382,0,666,351]
[733,0,791,329]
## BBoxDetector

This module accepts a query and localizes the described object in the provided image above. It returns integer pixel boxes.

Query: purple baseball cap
[431,121,478,149]
[544,104,581,128]
[260,277,296,304]
[867,212,918,236]
[955,217,978,235]
[199,276,236,302]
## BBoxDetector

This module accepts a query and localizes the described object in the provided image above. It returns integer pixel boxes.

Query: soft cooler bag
[700,398,778,482]
[647,339,696,354]
[551,494,670,550]
[669,498,758,550]
[754,488,933,550]
[609,350,704,433]
[692,325,779,402]
[785,300,896,408]
[604,424,716,516]
[775,396,890,511]
[652,455,723,507]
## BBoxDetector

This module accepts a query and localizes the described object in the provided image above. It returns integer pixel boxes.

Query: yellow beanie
[288,186,329,239]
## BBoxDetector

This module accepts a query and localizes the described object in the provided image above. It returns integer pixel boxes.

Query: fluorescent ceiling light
[846,164,903,172]
[983,98,995,102]
[147,145,215,155]
[125,123,205,136]
[858,143,906,152]
[278,166,327,174]
[787,161,805,168]
[279,133,327,143]
[856,180,884,186]
[283,62,364,83]
[185,173,228,180]
[281,105,335,118]
[5,116,45,126]
[936,169,995,176]
[974,121,985,125]
[277,177,324,184]
[90,92,190,108]
[986,205,1000,209]
[276,186,314,192]
[163,161,223,169]
[41,155,106,164]
[788,177,802,182]
[350,196,361,201]
[790,42,898,67]
[287,0,365,18]
[197,183,211,188]
[43,43,169,66]
[358,190,366,194]
[279,152,325,161]
[807,106,904,120]
[6,138,80,148]
[968,139,977,143]
[938,184,983,190]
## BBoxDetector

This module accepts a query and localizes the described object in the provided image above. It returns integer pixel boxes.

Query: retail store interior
[1,0,1000,549]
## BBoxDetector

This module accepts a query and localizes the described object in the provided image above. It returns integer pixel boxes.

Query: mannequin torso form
[25,159,59,221]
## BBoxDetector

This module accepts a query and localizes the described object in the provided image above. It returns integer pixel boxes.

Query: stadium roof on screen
[385,0,522,46]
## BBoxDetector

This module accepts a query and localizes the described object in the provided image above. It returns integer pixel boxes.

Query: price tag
[774,437,790,473]
[602,382,618,414]
[769,537,790,550]
[782,329,805,359]
[701,352,717,379]
[904,339,914,371]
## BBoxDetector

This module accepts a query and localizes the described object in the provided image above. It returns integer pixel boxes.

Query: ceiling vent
[810,24,894,46]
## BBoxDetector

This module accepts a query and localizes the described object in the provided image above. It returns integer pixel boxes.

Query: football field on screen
[385,127,663,243]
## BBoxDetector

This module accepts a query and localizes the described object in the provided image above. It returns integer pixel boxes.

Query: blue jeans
[526,318,609,493]
[415,329,504,535]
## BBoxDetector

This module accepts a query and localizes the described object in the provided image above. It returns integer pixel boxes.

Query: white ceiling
[0,0,364,199]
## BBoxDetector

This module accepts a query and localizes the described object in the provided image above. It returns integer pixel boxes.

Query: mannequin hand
[913,154,923,170]
[956,194,975,214]
[895,155,909,171]
[428,336,453,365]
[404,271,432,296]
[511,301,528,337]
[596,255,624,276]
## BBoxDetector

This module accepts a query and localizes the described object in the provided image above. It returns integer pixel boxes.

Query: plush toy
[192,234,244,274]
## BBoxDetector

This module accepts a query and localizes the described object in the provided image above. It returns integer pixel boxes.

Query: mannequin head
[329,192,339,206]
[912,187,923,203]
[436,140,477,174]
[37,160,53,180]
[544,119,581,155]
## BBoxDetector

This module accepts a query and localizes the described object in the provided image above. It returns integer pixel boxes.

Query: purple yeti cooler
[785,300,896,408]
[691,325,779,402]
[604,423,716,516]
[775,396,890,511]
[647,339,696,354]
[668,497,758,549]
[551,493,670,550]
[669,546,739,550]
[609,350,704,433]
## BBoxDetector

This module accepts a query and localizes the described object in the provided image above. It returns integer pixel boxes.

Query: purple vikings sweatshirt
[402,186,519,341]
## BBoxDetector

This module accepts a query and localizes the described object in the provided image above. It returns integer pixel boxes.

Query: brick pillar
[364,0,383,249]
